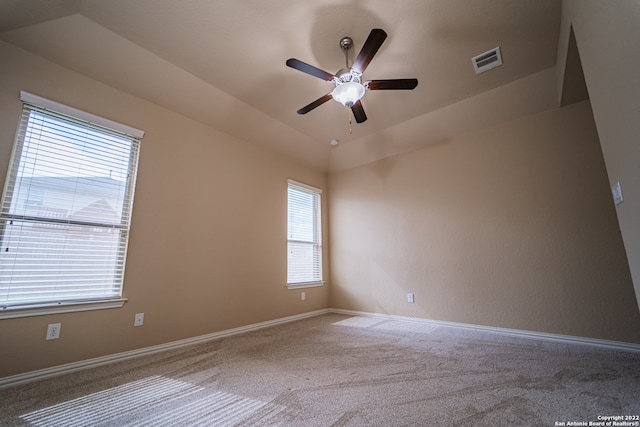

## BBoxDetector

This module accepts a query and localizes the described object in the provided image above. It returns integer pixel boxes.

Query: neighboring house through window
[287,179,323,288]
[0,92,143,317]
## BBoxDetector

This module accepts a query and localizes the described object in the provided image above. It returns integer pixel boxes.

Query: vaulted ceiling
[0,0,562,172]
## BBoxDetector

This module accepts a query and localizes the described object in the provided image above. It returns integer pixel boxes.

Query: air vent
[472,47,502,74]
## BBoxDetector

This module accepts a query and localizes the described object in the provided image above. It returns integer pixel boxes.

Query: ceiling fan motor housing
[335,68,362,84]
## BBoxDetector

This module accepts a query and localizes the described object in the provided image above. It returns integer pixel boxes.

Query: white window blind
[0,94,142,310]
[287,180,323,286]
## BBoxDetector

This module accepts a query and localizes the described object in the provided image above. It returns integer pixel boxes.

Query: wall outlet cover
[46,323,61,340]
[134,313,144,327]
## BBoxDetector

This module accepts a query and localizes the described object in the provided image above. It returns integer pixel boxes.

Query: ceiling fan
[286,28,418,124]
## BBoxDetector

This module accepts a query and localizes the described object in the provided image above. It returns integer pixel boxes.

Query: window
[287,180,323,287]
[0,92,143,317]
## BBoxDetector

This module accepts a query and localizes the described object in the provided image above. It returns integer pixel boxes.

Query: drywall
[558,1,640,311]
[328,100,640,343]
[329,67,558,173]
[0,40,328,377]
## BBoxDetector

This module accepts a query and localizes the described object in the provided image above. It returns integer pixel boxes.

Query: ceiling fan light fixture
[332,81,366,107]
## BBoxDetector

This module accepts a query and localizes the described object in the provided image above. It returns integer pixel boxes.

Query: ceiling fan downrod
[339,36,353,68]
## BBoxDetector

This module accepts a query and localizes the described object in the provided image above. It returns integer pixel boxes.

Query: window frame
[286,179,324,289]
[0,92,143,319]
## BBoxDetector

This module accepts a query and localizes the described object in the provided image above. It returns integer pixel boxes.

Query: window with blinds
[0,92,143,313]
[287,180,323,286]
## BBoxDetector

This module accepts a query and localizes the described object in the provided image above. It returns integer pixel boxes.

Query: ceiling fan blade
[351,100,367,123]
[367,78,418,90]
[297,93,333,114]
[286,58,335,81]
[352,28,387,74]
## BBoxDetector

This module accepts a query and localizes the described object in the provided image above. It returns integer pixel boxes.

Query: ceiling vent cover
[472,47,502,74]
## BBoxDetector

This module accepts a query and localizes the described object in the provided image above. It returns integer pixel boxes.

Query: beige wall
[558,1,640,310]
[329,100,640,343]
[3,2,640,380]
[0,41,328,377]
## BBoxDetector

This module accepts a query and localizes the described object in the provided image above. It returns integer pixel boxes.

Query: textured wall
[0,41,328,377]
[329,100,640,343]
[558,1,640,311]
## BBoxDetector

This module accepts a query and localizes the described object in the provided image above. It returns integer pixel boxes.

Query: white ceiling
[0,0,562,172]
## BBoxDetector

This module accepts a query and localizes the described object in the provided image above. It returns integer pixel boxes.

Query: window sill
[287,282,325,290]
[0,298,127,319]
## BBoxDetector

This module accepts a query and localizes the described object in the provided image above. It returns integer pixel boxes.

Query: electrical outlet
[301,292,306,301]
[46,323,61,340]
[407,293,415,303]
[134,313,144,327]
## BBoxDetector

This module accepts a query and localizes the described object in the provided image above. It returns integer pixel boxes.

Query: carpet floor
[1,313,639,426]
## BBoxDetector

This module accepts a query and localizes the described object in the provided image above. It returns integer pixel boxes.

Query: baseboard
[0,308,330,390]
[329,308,640,353]
[4,307,639,390]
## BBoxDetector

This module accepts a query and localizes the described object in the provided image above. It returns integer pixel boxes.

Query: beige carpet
[1,314,639,426]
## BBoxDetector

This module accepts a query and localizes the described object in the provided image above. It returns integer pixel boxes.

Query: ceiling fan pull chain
[348,109,353,134]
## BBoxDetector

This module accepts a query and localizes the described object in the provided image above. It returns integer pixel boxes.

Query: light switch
[612,181,624,206]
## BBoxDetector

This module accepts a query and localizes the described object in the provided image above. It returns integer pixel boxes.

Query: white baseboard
[329,308,640,353]
[3,307,639,390]
[0,309,330,390]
